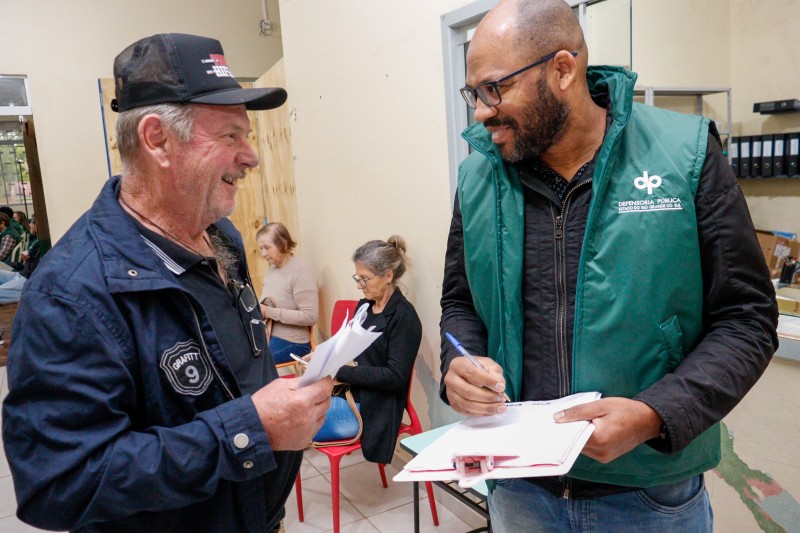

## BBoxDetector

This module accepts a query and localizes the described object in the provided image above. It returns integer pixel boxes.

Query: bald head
[475,0,587,65]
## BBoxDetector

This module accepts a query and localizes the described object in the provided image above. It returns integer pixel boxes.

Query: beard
[486,70,570,163]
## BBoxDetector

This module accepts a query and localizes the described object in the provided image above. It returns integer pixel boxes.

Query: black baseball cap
[111,33,287,112]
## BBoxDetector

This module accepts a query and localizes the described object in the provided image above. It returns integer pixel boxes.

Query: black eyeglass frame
[459,50,579,109]
[230,279,263,358]
[352,272,378,289]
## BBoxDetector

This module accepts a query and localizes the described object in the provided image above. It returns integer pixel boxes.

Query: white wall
[279,0,475,423]
[0,0,284,241]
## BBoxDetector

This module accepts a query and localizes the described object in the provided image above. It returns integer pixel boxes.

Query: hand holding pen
[445,332,511,409]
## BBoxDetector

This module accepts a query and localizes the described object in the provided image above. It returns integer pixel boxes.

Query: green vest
[457,66,720,487]
[0,225,20,265]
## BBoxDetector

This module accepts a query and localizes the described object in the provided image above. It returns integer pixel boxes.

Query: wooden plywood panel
[99,78,122,177]
[253,59,299,246]
[229,99,269,290]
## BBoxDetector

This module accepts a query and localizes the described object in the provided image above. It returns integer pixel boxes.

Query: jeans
[268,336,311,365]
[489,475,712,533]
[0,269,26,304]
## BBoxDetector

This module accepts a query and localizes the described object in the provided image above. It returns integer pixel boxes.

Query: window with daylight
[0,75,44,238]
[0,119,31,211]
[0,76,33,116]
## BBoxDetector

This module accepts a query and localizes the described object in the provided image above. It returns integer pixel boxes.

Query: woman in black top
[334,235,422,464]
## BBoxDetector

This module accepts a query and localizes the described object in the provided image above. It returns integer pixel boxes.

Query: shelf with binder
[633,86,732,140]
[730,132,800,179]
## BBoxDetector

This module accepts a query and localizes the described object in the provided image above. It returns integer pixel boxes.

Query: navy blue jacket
[2,176,300,532]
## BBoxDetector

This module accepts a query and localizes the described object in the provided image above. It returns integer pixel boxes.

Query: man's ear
[137,114,172,169]
[552,50,579,92]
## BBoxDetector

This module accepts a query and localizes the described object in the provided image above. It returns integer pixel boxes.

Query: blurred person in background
[257,222,318,364]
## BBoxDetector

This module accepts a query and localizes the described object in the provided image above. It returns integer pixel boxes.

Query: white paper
[297,303,382,387]
[394,392,600,485]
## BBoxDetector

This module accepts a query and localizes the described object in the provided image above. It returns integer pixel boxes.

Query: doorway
[0,76,49,250]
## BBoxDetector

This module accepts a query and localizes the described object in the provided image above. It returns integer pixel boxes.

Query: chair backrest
[9,241,23,264]
[330,299,359,335]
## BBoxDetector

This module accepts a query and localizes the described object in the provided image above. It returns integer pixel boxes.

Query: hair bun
[387,234,406,254]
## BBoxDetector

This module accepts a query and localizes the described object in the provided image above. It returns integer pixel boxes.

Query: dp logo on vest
[634,171,662,194]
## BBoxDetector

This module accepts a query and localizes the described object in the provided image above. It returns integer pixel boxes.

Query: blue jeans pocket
[636,475,706,513]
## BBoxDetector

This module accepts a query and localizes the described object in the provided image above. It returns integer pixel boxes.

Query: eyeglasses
[352,273,378,289]
[459,50,578,109]
[230,279,263,358]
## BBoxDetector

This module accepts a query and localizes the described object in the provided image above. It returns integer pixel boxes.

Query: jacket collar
[87,176,242,293]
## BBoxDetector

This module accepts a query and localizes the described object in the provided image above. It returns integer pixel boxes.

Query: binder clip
[453,455,494,488]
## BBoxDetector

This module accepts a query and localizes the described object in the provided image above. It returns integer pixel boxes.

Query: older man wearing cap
[2,34,333,533]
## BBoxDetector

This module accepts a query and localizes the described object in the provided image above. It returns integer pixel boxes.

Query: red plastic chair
[330,299,359,336]
[379,372,439,524]
[293,299,358,523]
[294,299,439,532]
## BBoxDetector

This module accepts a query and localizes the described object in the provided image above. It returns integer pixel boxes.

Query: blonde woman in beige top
[257,223,319,364]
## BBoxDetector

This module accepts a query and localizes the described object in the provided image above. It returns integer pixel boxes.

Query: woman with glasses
[330,235,422,464]
[257,222,319,365]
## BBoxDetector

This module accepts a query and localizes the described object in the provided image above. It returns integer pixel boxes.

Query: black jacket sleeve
[439,194,489,404]
[635,131,779,454]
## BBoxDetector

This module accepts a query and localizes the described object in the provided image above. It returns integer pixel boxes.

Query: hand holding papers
[297,303,382,387]
[394,392,601,488]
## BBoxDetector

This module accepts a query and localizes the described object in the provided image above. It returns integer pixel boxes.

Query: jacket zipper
[554,178,592,500]
[554,179,592,398]
[182,293,236,401]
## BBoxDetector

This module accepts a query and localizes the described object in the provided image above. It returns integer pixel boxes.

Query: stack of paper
[394,392,600,487]
[297,303,382,387]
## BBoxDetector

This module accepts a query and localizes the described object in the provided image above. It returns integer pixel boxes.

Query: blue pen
[445,332,485,369]
[445,332,510,402]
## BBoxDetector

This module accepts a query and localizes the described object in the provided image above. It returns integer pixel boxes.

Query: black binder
[751,136,762,177]
[761,135,774,177]
[773,134,786,177]
[789,132,800,177]
[729,137,740,177]
[739,136,751,178]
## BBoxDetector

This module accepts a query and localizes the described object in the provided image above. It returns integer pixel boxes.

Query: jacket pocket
[658,315,684,372]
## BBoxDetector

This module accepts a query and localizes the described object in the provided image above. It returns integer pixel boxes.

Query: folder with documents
[739,136,752,177]
[774,134,786,176]
[761,135,774,177]
[729,137,740,177]
[394,392,601,488]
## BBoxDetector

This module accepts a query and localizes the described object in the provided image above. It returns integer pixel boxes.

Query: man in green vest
[0,213,21,266]
[439,1,778,531]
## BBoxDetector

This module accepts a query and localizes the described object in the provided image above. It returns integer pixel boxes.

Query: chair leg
[330,455,343,533]
[295,473,304,522]
[378,463,388,488]
[424,481,440,526]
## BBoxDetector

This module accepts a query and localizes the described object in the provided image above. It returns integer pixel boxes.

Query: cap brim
[189,87,287,111]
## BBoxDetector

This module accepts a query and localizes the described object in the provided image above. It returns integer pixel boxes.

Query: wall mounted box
[753,99,800,114]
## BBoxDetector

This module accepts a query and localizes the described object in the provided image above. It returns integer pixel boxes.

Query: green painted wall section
[715,423,800,533]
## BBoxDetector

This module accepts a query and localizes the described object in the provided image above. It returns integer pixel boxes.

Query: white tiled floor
[0,366,474,532]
